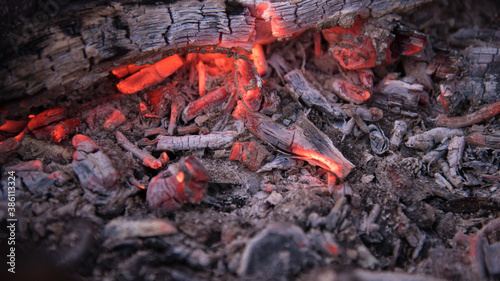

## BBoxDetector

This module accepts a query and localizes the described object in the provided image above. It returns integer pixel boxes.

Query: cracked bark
[0,0,431,102]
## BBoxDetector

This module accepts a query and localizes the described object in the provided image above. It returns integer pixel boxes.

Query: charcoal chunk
[238,222,314,281]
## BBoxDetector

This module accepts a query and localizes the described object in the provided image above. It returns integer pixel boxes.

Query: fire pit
[1,0,499,280]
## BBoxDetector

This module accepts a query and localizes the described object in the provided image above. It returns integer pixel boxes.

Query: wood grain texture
[0,0,432,101]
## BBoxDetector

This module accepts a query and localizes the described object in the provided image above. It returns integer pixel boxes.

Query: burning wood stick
[5,0,432,101]
[117,55,183,94]
[112,64,148,79]
[168,96,185,135]
[145,84,176,117]
[156,131,237,151]
[233,101,354,179]
[0,120,29,133]
[197,61,206,96]
[181,85,232,123]
[116,131,167,169]
[27,107,67,131]
[235,58,263,111]
[436,101,500,128]
[51,118,81,143]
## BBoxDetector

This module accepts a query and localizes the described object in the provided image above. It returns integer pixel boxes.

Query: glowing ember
[0,120,29,133]
[103,110,126,130]
[197,61,207,95]
[168,96,184,135]
[72,134,100,153]
[117,54,183,94]
[139,102,156,118]
[51,118,81,143]
[249,44,268,76]
[0,129,27,153]
[27,107,67,131]
[235,59,262,111]
[176,171,185,183]
[326,78,371,104]
[182,85,231,122]
[145,84,176,117]
[112,64,148,79]
[230,141,270,171]
[292,149,341,174]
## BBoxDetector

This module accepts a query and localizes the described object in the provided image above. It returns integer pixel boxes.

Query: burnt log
[0,0,431,102]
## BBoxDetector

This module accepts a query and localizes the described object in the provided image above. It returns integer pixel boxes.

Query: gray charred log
[0,0,431,102]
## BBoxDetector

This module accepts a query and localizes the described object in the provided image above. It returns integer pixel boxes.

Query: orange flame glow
[117,55,183,94]
[143,158,163,170]
[292,148,342,175]
[159,152,169,164]
[51,118,81,143]
[197,61,206,95]
[103,110,126,130]
[250,44,268,76]
[176,171,185,183]
[0,120,29,133]
[112,64,148,79]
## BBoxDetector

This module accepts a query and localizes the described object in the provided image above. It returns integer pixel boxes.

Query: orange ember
[250,44,268,76]
[0,120,29,133]
[51,118,81,143]
[112,64,148,78]
[117,54,183,94]
[235,59,262,111]
[143,158,163,170]
[28,107,67,131]
[103,110,126,130]
[197,61,206,95]
[292,148,342,175]
[176,171,185,183]
[182,86,231,122]
[160,152,169,164]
